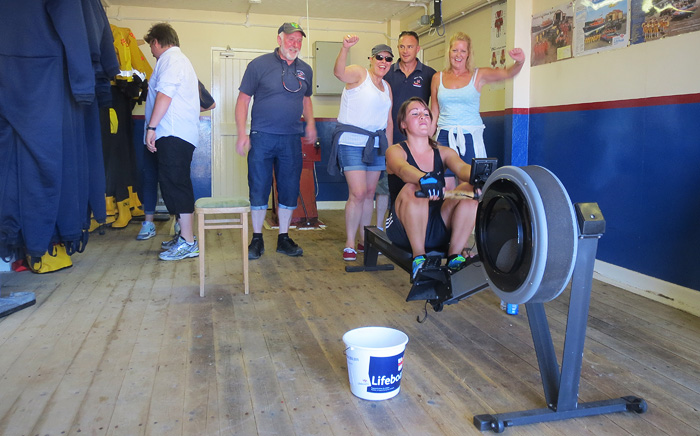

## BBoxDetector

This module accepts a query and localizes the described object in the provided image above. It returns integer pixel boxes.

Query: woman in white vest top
[332,35,393,262]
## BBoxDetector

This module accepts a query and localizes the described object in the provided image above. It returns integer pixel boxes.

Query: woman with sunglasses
[329,35,394,261]
[430,32,525,189]
[385,97,479,279]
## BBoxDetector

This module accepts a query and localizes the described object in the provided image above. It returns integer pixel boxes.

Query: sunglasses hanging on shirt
[373,54,393,62]
[282,70,303,92]
[281,59,303,93]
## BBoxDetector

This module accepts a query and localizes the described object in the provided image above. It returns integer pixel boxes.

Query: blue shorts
[437,129,475,177]
[248,131,302,210]
[338,144,386,172]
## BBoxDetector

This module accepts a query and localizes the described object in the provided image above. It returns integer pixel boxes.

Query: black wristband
[147,126,156,131]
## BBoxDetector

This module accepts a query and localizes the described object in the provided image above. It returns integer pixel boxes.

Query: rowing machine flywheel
[475,166,578,304]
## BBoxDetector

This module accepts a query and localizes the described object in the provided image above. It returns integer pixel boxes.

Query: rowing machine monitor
[470,157,498,190]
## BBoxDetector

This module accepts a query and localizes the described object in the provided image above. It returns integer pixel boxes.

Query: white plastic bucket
[342,326,409,401]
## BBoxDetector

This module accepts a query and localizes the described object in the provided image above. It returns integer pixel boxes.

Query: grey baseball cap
[371,44,394,57]
[278,22,306,37]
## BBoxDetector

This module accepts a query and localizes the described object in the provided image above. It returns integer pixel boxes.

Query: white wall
[106,6,400,117]
[529,0,700,106]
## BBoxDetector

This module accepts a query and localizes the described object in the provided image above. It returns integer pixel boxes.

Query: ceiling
[102,0,429,23]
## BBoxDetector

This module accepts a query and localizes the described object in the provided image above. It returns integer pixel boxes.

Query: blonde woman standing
[430,32,525,188]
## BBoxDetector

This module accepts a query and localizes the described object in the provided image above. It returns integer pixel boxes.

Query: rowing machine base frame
[345,226,489,311]
[473,203,646,432]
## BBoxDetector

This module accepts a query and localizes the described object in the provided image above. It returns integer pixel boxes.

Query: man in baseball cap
[278,22,306,37]
[234,21,316,259]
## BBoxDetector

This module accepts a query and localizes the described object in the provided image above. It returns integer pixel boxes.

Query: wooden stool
[195,197,251,297]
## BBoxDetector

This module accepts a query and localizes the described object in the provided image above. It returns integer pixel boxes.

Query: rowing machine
[347,162,647,432]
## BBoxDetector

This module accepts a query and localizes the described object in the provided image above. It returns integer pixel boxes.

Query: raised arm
[334,34,365,86]
[476,48,525,91]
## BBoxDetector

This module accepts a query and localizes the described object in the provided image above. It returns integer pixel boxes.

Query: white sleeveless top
[337,70,392,147]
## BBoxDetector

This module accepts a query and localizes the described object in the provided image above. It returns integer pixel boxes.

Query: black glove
[416,172,444,199]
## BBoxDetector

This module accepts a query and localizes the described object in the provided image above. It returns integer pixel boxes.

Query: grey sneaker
[136,221,156,240]
[161,234,180,250]
[159,237,199,261]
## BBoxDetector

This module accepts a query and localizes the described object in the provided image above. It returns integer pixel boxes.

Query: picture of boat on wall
[630,0,699,44]
[670,0,697,18]
[532,17,554,32]
[576,0,630,55]
[583,17,605,32]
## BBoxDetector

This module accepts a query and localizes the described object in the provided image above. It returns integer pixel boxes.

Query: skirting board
[594,260,700,318]
[317,201,346,211]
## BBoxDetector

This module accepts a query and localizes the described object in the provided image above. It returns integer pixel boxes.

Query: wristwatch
[147,126,156,131]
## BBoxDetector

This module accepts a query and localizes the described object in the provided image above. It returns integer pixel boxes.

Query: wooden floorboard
[0,211,699,435]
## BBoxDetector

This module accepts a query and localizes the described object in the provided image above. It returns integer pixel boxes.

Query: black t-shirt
[385,60,436,143]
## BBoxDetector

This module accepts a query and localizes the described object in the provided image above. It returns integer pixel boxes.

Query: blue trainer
[136,221,156,240]
[412,255,426,281]
[447,254,467,272]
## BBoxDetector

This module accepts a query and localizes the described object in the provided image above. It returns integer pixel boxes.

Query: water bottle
[500,300,507,311]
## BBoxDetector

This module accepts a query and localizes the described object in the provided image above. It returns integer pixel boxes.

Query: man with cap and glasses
[235,22,317,260]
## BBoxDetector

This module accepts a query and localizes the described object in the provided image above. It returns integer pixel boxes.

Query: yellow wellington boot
[128,186,144,217]
[105,196,117,224]
[111,199,133,228]
[89,217,101,232]
[28,244,72,273]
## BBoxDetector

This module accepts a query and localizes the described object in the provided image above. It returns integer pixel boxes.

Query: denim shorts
[437,129,475,177]
[248,131,302,210]
[337,144,386,172]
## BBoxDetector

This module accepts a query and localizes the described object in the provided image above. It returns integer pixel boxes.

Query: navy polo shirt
[385,59,436,143]
[239,48,313,135]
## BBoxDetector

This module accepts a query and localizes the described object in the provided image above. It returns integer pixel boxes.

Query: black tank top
[387,141,445,208]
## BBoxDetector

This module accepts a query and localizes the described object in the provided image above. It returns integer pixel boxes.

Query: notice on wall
[531,2,575,66]
[490,1,507,90]
[629,0,700,45]
[573,0,630,57]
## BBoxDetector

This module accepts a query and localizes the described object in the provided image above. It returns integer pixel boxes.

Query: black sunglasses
[373,54,394,62]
